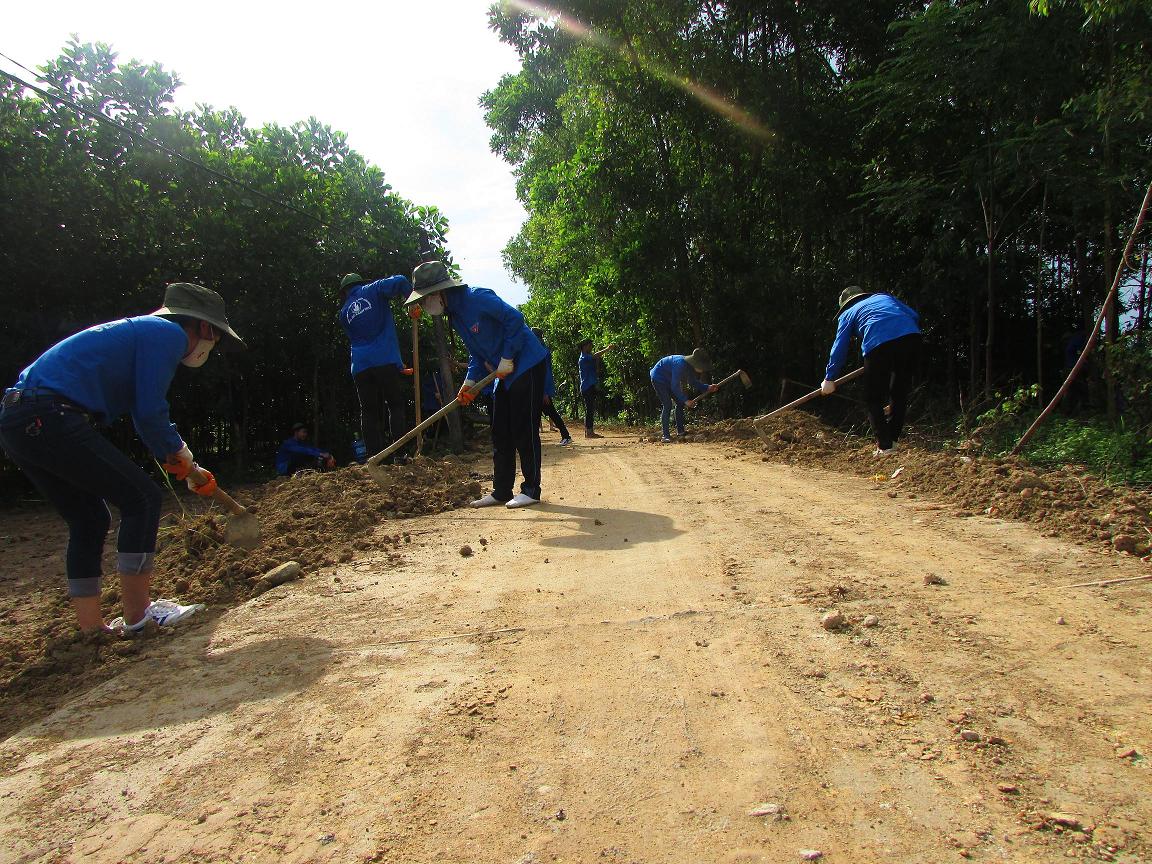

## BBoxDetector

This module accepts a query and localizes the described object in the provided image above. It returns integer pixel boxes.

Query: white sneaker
[660,436,672,444]
[470,494,503,508]
[873,447,895,458]
[559,438,572,446]
[111,599,205,633]
[506,493,540,509]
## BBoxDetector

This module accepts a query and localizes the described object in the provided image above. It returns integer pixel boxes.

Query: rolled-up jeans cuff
[67,576,102,598]
[117,552,155,575]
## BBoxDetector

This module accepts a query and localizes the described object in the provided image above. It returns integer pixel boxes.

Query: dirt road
[1,432,1149,863]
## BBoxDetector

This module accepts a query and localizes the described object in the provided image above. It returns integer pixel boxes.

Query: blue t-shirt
[825,293,921,380]
[649,355,709,404]
[339,276,411,375]
[444,286,547,386]
[13,316,188,457]
[578,351,599,393]
[275,437,327,475]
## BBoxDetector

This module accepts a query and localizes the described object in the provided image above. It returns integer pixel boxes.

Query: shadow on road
[531,502,683,550]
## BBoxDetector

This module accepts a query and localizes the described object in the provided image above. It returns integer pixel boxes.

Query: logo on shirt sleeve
[470,321,480,334]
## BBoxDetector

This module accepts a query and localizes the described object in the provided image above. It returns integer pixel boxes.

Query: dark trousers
[491,362,545,500]
[0,393,163,597]
[541,400,569,439]
[863,333,922,450]
[354,364,407,458]
[582,386,598,432]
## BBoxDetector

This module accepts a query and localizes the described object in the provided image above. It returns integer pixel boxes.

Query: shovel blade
[366,463,395,491]
[753,417,773,447]
[738,370,752,388]
[225,512,261,550]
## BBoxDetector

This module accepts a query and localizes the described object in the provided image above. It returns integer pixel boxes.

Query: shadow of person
[27,632,334,742]
[532,502,684,551]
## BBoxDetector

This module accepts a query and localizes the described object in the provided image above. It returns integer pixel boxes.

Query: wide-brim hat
[683,348,712,372]
[404,260,464,305]
[838,286,872,314]
[153,282,245,351]
[577,337,594,350]
[340,272,368,293]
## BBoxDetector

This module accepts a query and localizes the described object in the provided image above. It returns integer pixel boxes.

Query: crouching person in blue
[405,261,548,509]
[0,283,244,634]
[275,422,335,475]
[649,349,718,442]
[820,286,922,457]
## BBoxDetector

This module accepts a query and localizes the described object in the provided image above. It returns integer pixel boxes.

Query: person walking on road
[577,338,613,439]
[405,261,548,509]
[0,282,244,634]
[531,328,571,445]
[819,286,922,457]
[337,272,412,462]
[649,349,718,443]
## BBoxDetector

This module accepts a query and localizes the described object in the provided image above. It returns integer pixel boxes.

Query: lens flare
[504,0,775,143]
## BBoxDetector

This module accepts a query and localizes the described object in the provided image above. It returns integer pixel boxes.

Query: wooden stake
[1059,574,1152,589]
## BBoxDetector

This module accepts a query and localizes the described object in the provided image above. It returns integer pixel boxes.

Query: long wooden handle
[366,369,500,466]
[693,369,744,402]
[412,317,423,454]
[755,367,864,421]
[186,465,248,515]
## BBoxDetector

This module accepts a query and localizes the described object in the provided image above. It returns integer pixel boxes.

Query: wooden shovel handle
[186,465,248,515]
[755,367,865,421]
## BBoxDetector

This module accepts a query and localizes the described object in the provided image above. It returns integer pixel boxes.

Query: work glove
[409,304,422,319]
[685,399,698,409]
[187,466,217,497]
[707,384,719,394]
[820,379,836,396]
[457,380,477,406]
[324,454,336,469]
[163,444,194,481]
[495,358,514,379]
[402,367,414,376]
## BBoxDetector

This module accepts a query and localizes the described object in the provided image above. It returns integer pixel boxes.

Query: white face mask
[422,293,445,316]
[181,333,217,368]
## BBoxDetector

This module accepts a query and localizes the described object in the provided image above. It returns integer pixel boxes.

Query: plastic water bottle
[352,437,367,464]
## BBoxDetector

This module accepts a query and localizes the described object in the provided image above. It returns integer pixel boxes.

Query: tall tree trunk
[433,316,463,453]
[1035,182,1048,402]
[1103,210,1118,423]
[1138,245,1149,344]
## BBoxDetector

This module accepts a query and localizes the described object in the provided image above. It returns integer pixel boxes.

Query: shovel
[752,367,864,445]
[364,369,499,490]
[186,465,261,549]
[692,369,751,402]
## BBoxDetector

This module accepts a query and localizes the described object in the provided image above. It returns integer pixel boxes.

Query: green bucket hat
[152,282,245,351]
[838,286,872,314]
[683,348,712,372]
[404,260,464,305]
[340,273,367,293]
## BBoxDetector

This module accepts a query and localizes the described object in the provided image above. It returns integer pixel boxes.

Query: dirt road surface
[1,432,1149,863]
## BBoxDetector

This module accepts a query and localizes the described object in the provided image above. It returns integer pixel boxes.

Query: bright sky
[3,0,531,305]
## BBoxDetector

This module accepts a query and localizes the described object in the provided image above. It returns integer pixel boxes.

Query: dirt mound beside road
[683,414,1152,559]
[0,456,481,739]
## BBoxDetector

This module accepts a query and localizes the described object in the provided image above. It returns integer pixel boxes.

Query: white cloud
[5,0,530,303]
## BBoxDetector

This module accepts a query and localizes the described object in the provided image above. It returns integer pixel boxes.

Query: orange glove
[402,367,414,376]
[409,305,422,319]
[163,444,194,481]
[457,382,476,406]
[188,468,217,497]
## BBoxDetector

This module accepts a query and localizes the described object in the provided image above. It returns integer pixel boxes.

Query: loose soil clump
[681,413,1152,557]
[0,457,480,738]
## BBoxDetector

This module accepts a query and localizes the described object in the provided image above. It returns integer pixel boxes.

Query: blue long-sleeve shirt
[649,355,710,404]
[825,293,921,380]
[339,276,411,375]
[275,437,327,475]
[444,286,547,386]
[578,350,599,393]
[12,316,188,458]
[543,352,557,397]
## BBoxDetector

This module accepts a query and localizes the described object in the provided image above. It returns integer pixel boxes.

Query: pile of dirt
[0,456,481,738]
[682,413,1152,558]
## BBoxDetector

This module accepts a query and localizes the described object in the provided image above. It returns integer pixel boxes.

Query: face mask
[181,334,216,368]
[423,293,445,316]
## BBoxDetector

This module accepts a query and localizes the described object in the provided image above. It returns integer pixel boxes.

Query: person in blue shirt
[337,272,412,462]
[531,328,571,445]
[649,349,718,442]
[577,338,614,439]
[0,283,243,634]
[405,260,548,509]
[275,422,335,475]
[820,286,922,456]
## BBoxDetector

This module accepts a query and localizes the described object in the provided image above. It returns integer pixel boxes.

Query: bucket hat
[404,260,464,305]
[340,273,368,293]
[683,348,713,372]
[152,282,244,351]
[838,286,872,314]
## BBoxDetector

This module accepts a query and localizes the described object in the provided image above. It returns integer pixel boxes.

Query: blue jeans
[0,391,163,598]
[651,380,685,439]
